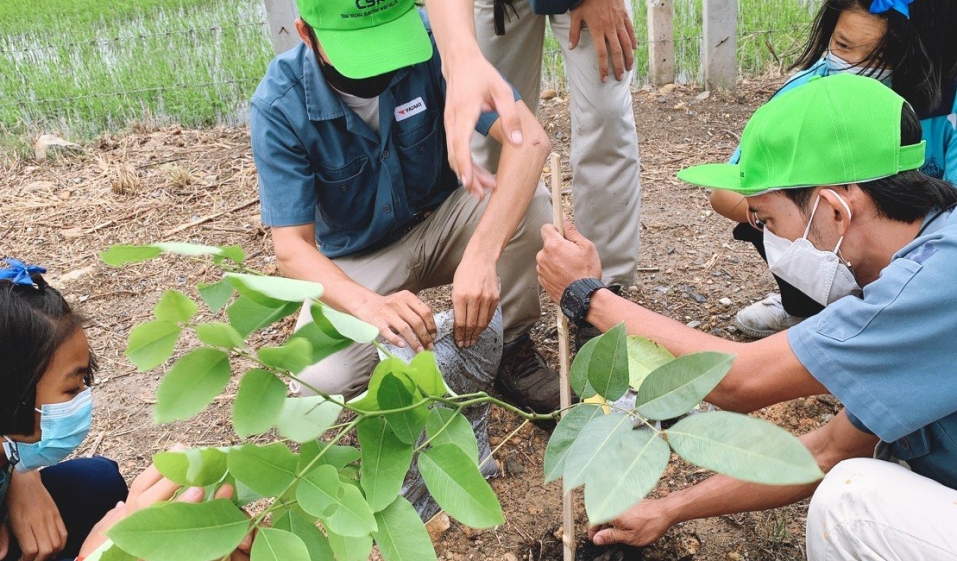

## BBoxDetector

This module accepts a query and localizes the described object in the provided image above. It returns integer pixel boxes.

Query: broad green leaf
[153,242,225,257]
[233,369,287,437]
[125,320,181,372]
[563,413,633,494]
[258,338,313,374]
[153,290,198,323]
[543,404,604,483]
[327,532,373,561]
[250,528,310,561]
[583,428,670,524]
[99,543,137,561]
[215,245,246,266]
[299,441,361,472]
[668,411,824,485]
[627,336,675,390]
[107,499,248,561]
[425,407,479,462]
[226,296,301,337]
[407,351,445,397]
[373,496,438,561]
[276,396,342,443]
[570,336,599,399]
[636,352,735,420]
[357,417,415,512]
[378,374,428,445]
[350,358,417,412]
[154,348,231,423]
[273,508,333,561]
[153,447,228,487]
[290,320,352,364]
[321,483,378,537]
[226,443,298,497]
[586,323,630,401]
[99,244,162,267]
[198,279,235,313]
[315,302,379,343]
[226,272,324,303]
[419,444,504,528]
[296,464,341,518]
[195,322,245,350]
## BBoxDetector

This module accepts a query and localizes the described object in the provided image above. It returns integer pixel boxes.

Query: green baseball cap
[297,0,433,79]
[677,74,926,195]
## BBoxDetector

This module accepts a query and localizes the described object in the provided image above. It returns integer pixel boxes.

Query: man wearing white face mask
[537,74,957,558]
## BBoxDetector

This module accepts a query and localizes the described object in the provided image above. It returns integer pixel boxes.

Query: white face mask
[764,189,863,307]
[825,50,893,86]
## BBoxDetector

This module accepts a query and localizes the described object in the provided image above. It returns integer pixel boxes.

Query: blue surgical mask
[825,50,893,86]
[2,388,93,473]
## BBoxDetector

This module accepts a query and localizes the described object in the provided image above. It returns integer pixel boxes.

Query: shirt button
[383,205,392,213]
[340,185,349,193]
[381,150,390,160]
[901,439,910,451]
[418,146,426,154]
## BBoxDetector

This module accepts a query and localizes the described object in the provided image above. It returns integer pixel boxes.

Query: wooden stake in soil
[549,152,576,561]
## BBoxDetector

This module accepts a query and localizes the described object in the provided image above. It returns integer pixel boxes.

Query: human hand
[569,0,638,82]
[0,523,10,560]
[587,499,674,547]
[7,469,67,561]
[354,292,436,352]
[536,219,603,303]
[452,256,500,347]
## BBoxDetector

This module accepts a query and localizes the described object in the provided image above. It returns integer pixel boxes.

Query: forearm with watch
[560,278,608,327]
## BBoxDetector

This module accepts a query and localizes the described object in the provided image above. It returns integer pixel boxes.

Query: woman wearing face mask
[710,0,957,339]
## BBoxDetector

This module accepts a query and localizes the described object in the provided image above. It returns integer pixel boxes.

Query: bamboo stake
[549,153,576,561]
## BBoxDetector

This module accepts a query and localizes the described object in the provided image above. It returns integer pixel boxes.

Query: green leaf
[195,321,245,349]
[99,543,137,561]
[233,369,287,437]
[153,290,198,323]
[357,417,415,513]
[373,496,438,561]
[636,352,735,420]
[407,351,445,397]
[227,296,301,338]
[299,441,361,472]
[276,396,342,443]
[226,443,298,497]
[425,407,479,463]
[327,532,373,561]
[314,302,379,343]
[226,272,324,303]
[107,499,248,561]
[321,483,378,537]
[154,348,231,423]
[350,358,416,412]
[290,320,352,364]
[543,404,604,484]
[250,528,310,561]
[273,508,334,561]
[563,413,633,494]
[583,428,670,524]
[198,279,235,313]
[215,245,246,266]
[125,320,182,372]
[627,336,675,390]
[296,464,341,518]
[258,338,313,374]
[153,242,225,257]
[586,323,630,401]
[419,444,504,528]
[100,244,162,267]
[378,374,428,445]
[570,336,599,399]
[153,447,228,487]
[667,411,824,485]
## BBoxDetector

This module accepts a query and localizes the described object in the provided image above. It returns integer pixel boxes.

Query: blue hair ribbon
[869,0,914,18]
[0,258,47,286]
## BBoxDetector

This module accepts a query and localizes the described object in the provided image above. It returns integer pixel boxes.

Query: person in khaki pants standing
[250,0,562,414]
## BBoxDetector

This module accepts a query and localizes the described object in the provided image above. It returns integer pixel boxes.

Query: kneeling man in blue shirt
[538,74,957,558]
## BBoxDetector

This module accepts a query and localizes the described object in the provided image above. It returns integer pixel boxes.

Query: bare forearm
[424,0,479,74]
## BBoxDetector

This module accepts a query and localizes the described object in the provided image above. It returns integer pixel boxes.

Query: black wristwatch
[560,278,606,327]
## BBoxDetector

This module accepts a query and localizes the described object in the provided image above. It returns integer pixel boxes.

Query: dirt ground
[0,75,840,561]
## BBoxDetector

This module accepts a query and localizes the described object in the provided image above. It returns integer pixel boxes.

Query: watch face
[561,291,584,319]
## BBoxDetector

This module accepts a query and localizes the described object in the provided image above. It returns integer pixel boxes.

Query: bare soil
[0,75,839,561]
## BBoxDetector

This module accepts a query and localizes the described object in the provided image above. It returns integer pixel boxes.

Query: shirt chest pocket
[314,156,375,230]
[393,112,443,203]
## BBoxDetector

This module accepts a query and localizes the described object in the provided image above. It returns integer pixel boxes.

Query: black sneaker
[494,333,561,414]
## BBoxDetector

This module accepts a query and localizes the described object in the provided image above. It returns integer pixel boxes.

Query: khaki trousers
[293,184,551,398]
[471,0,642,287]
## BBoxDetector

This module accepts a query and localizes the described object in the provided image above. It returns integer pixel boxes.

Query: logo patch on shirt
[395,97,426,121]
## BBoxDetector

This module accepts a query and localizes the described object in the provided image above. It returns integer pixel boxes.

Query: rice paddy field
[0,0,818,154]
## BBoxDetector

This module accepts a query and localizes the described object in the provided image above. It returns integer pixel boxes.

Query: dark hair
[793,0,957,115]
[783,104,957,222]
[0,272,95,436]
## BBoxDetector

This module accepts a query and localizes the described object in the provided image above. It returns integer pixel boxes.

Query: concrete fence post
[646,0,675,86]
[702,0,737,90]
[264,0,300,55]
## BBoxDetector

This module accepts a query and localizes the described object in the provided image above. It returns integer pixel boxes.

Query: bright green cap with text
[296,0,433,79]
[677,74,926,195]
